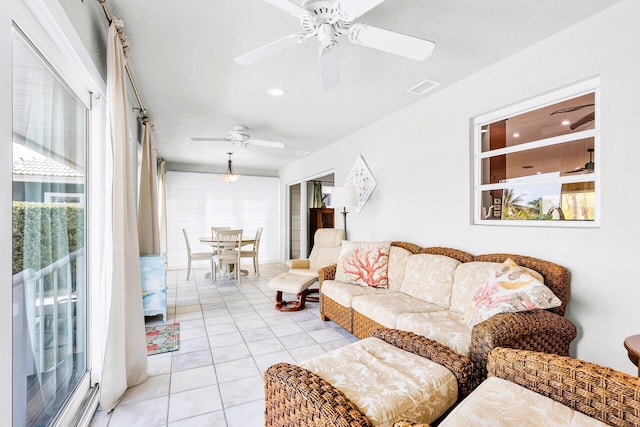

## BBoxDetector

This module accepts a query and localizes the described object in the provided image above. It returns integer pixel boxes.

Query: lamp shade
[331,186,357,208]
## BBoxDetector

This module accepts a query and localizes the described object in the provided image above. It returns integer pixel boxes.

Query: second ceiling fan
[234,0,436,90]
[191,125,285,156]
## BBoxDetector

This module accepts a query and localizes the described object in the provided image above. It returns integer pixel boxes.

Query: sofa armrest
[264,362,371,427]
[287,259,310,269]
[488,347,640,426]
[372,328,474,398]
[318,263,337,287]
[470,310,577,385]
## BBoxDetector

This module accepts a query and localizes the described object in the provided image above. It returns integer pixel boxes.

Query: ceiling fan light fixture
[220,152,239,183]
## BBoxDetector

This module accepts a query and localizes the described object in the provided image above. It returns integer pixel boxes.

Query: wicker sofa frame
[264,328,474,427]
[318,242,577,386]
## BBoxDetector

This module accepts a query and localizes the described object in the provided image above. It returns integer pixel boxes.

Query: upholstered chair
[287,228,344,278]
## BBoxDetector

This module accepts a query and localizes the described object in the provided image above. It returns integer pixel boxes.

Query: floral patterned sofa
[318,241,577,385]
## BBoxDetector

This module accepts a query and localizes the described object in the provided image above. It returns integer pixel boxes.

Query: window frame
[472,77,601,227]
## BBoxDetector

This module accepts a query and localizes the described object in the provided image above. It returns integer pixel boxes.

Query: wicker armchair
[485,347,640,426]
[318,245,577,387]
[395,347,640,426]
[264,328,474,427]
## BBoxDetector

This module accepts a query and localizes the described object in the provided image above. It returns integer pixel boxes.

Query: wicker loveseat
[318,242,577,385]
[397,347,640,426]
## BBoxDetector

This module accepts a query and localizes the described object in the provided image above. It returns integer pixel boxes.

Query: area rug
[145,323,180,355]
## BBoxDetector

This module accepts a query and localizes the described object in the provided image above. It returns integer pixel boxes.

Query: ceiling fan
[564,148,595,174]
[543,103,595,135]
[191,125,285,156]
[234,0,436,90]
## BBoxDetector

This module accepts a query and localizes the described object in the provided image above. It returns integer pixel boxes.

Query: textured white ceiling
[105,0,622,175]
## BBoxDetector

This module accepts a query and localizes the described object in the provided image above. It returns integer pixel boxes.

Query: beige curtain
[138,120,160,254]
[100,19,148,412]
[158,160,167,255]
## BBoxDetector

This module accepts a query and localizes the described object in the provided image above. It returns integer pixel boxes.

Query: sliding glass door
[12,28,88,426]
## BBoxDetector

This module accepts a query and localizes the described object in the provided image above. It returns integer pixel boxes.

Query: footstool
[265,328,473,426]
[268,272,317,312]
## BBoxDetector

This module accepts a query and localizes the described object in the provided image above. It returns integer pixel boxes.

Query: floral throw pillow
[335,241,392,288]
[466,258,561,327]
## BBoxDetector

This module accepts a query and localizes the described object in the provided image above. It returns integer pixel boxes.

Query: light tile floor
[90,262,357,427]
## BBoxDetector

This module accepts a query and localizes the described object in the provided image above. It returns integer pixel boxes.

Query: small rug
[145,323,180,355]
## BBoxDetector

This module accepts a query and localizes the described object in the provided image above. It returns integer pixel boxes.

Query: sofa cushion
[387,246,412,291]
[466,259,561,327]
[336,241,392,288]
[300,337,458,427]
[352,293,446,329]
[400,254,460,307]
[449,262,499,314]
[437,376,608,426]
[396,310,472,357]
[321,280,398,308]
[450,262,547,315]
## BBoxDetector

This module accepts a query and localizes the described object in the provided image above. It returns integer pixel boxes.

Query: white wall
[166,171,280,267]
[280,0,640,375]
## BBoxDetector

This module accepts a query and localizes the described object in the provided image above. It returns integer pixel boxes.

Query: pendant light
[220,152,239,183]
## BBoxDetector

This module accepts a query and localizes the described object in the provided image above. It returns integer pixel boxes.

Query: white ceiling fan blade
[251,139,285,149]
[348,23,435,61]
[246,144,269,157]
[334,0,387,21]
[234,33,306,65]
[263,0,311,17]
[190,137,229,142]
[319,45,340,91]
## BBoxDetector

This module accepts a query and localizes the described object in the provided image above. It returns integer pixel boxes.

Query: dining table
[198,235,256,278]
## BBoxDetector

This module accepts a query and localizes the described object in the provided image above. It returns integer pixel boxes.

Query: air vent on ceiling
[406,78,441,95]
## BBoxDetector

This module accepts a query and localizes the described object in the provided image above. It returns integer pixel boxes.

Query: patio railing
[12,248,85,427]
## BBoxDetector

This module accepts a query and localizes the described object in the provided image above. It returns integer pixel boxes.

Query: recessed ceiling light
[561,120,571,126]
[267,87,287,97]
[512,132,520,138]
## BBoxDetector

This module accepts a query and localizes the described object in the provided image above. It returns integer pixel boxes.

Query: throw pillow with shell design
[466,258,561,327]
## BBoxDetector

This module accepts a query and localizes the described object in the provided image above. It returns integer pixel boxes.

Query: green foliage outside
[12,202,85,276]
[501,189,553,221]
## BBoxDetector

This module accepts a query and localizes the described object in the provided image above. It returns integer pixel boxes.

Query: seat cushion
[300,337,458,427]
[268,273,317,294]
[396,311,472,357]
[321,280,398,308]
[287,268,319,277]
[352,293,446,329]
[438,377,608,426]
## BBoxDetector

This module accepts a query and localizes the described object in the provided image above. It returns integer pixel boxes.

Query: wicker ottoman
[265,330,466,426]
[268,273,317,312]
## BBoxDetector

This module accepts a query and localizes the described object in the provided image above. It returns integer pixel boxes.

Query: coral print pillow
[336,241,392,288]
[466,258,561,327]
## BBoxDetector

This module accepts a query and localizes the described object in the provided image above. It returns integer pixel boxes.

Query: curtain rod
[97,0,145,118]
[97,0,161,155]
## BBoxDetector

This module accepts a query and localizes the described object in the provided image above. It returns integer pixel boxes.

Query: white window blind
[166,171,280,268]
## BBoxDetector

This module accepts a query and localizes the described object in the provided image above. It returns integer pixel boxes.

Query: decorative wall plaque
[345,155,376,213]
